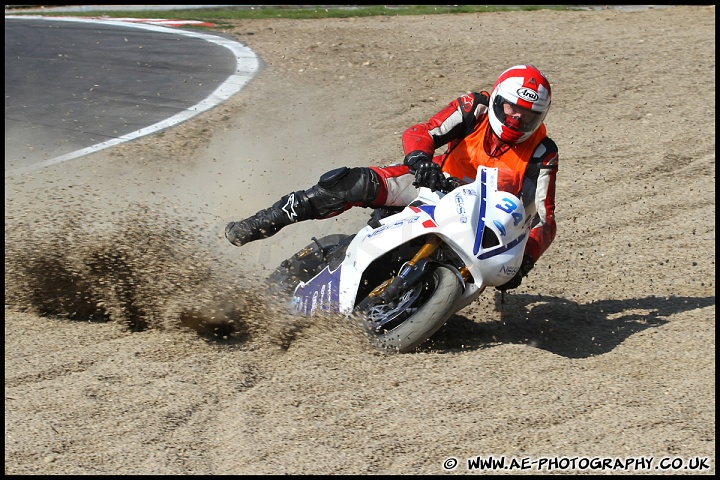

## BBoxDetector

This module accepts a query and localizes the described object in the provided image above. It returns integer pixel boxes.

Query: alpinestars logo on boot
[282,193,298,220]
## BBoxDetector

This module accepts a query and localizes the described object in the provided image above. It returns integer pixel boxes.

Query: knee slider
[317,167,378,203]
[305,167,380,217]
[318,167,351,188]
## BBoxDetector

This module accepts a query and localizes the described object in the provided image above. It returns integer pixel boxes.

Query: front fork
[368,235,471,303]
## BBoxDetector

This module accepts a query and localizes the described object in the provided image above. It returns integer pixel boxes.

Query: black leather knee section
[345,167,380,205]
[321,167,379,204]
[304,167,380,217]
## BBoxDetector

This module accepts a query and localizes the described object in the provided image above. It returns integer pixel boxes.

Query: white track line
[5,16,260,175]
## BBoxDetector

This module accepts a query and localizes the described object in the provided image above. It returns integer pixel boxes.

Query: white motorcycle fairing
[291,166,532,318]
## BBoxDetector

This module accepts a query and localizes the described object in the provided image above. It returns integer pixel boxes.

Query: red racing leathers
[225,90,558,263]
[372,91,558,263]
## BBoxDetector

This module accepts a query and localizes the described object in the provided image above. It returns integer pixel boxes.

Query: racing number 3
[496,198,523,226]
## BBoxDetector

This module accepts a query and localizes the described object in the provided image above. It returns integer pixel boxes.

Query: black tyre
[357,266,462,353]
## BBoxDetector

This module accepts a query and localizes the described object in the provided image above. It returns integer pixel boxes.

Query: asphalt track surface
[4,5,670,175]
[4,16,260,175]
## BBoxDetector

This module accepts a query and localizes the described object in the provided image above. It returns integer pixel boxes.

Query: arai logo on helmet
[516,87,539,102]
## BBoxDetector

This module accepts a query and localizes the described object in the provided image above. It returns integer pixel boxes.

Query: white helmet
[488,64,552,144]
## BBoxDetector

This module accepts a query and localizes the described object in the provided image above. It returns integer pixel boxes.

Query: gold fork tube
[407,234,441,267]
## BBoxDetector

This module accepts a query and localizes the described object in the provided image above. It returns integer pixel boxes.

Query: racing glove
[496,253,535,292]
[404,150,452,192]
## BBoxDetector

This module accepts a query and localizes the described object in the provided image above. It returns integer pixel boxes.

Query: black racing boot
[226,167,381,247]
[225,191,313,246]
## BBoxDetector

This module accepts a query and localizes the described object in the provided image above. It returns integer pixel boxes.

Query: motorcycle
[268,165,533,353]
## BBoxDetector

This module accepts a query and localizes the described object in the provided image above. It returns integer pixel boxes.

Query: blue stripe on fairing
[473,169,488,256]
[419,204,436,219]
[476,233,526,260]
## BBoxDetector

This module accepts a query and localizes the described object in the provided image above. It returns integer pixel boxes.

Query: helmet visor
[492,95,546,134]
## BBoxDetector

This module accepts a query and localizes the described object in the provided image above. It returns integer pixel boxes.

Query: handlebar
[437,176,465,194]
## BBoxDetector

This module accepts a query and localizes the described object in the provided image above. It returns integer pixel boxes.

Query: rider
[225,64,559,291]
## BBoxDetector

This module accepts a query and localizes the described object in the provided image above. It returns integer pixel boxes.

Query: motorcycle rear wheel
[267,234,353,295]
[357,266,462,353]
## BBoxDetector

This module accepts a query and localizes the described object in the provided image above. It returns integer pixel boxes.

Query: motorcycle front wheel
[357,266,463,354]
